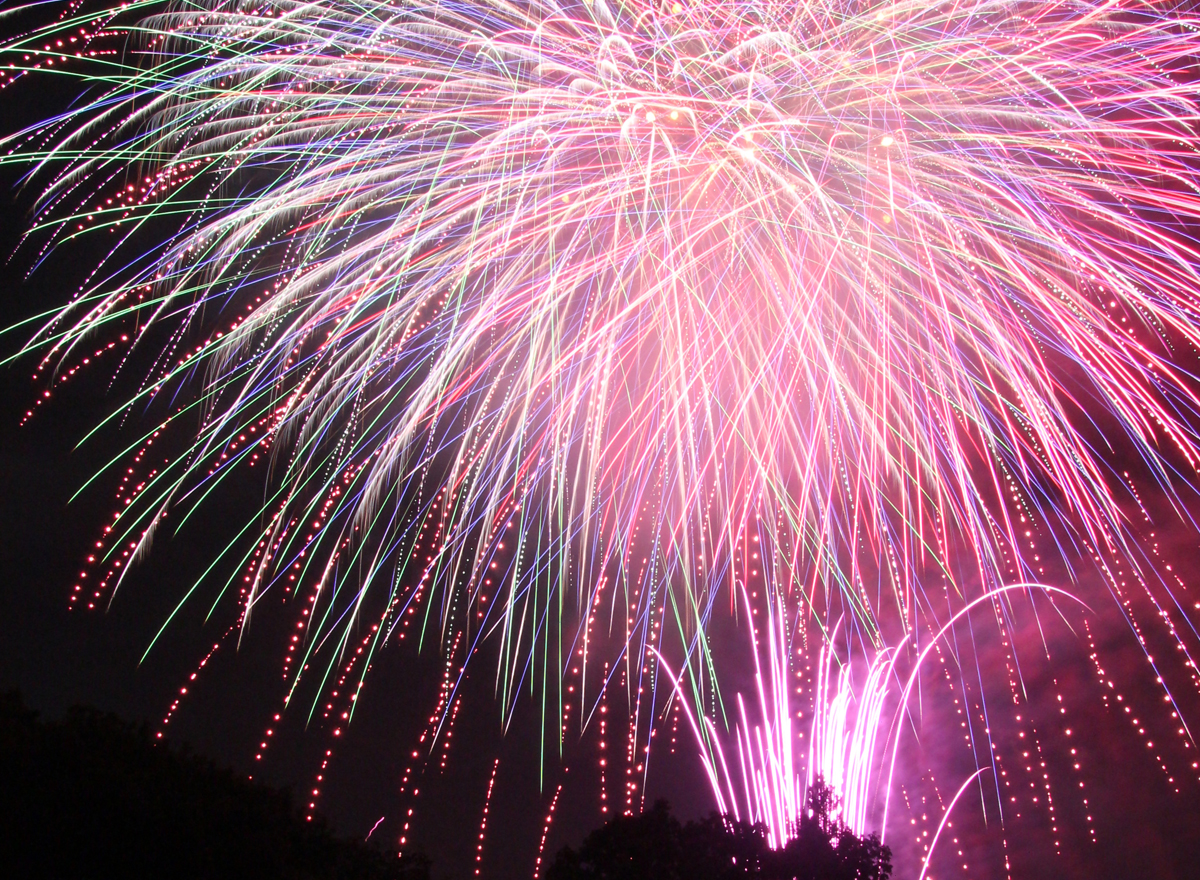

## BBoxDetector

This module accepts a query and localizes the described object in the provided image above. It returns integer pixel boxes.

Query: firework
[5,0,1200,866]
[808,636,893,837]
[667,593,894,847]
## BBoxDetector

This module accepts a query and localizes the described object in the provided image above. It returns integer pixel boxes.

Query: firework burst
[5,0,1200,864]
[669,594,894,848]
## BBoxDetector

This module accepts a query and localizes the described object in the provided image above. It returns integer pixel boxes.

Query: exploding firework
[669,592,894,847]
[808,638,892,837]
[674,583,1078,851]
[5,0,1200,870]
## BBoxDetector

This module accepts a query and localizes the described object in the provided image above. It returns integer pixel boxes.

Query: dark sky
[3,18,1200,880]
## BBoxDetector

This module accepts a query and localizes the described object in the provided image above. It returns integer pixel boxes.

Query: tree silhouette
[0,691,430,880]
[771,782,893,880]
[547,782,891,880]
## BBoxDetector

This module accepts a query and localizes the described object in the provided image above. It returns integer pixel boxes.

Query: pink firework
[2,0,1200,870]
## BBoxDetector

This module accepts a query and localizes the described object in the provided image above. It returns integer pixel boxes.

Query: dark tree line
[0,691,429,880]
[547,783,891,880]
[0,690,892,880]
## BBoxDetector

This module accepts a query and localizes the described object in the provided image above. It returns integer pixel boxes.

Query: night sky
[4,7,1200,880]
